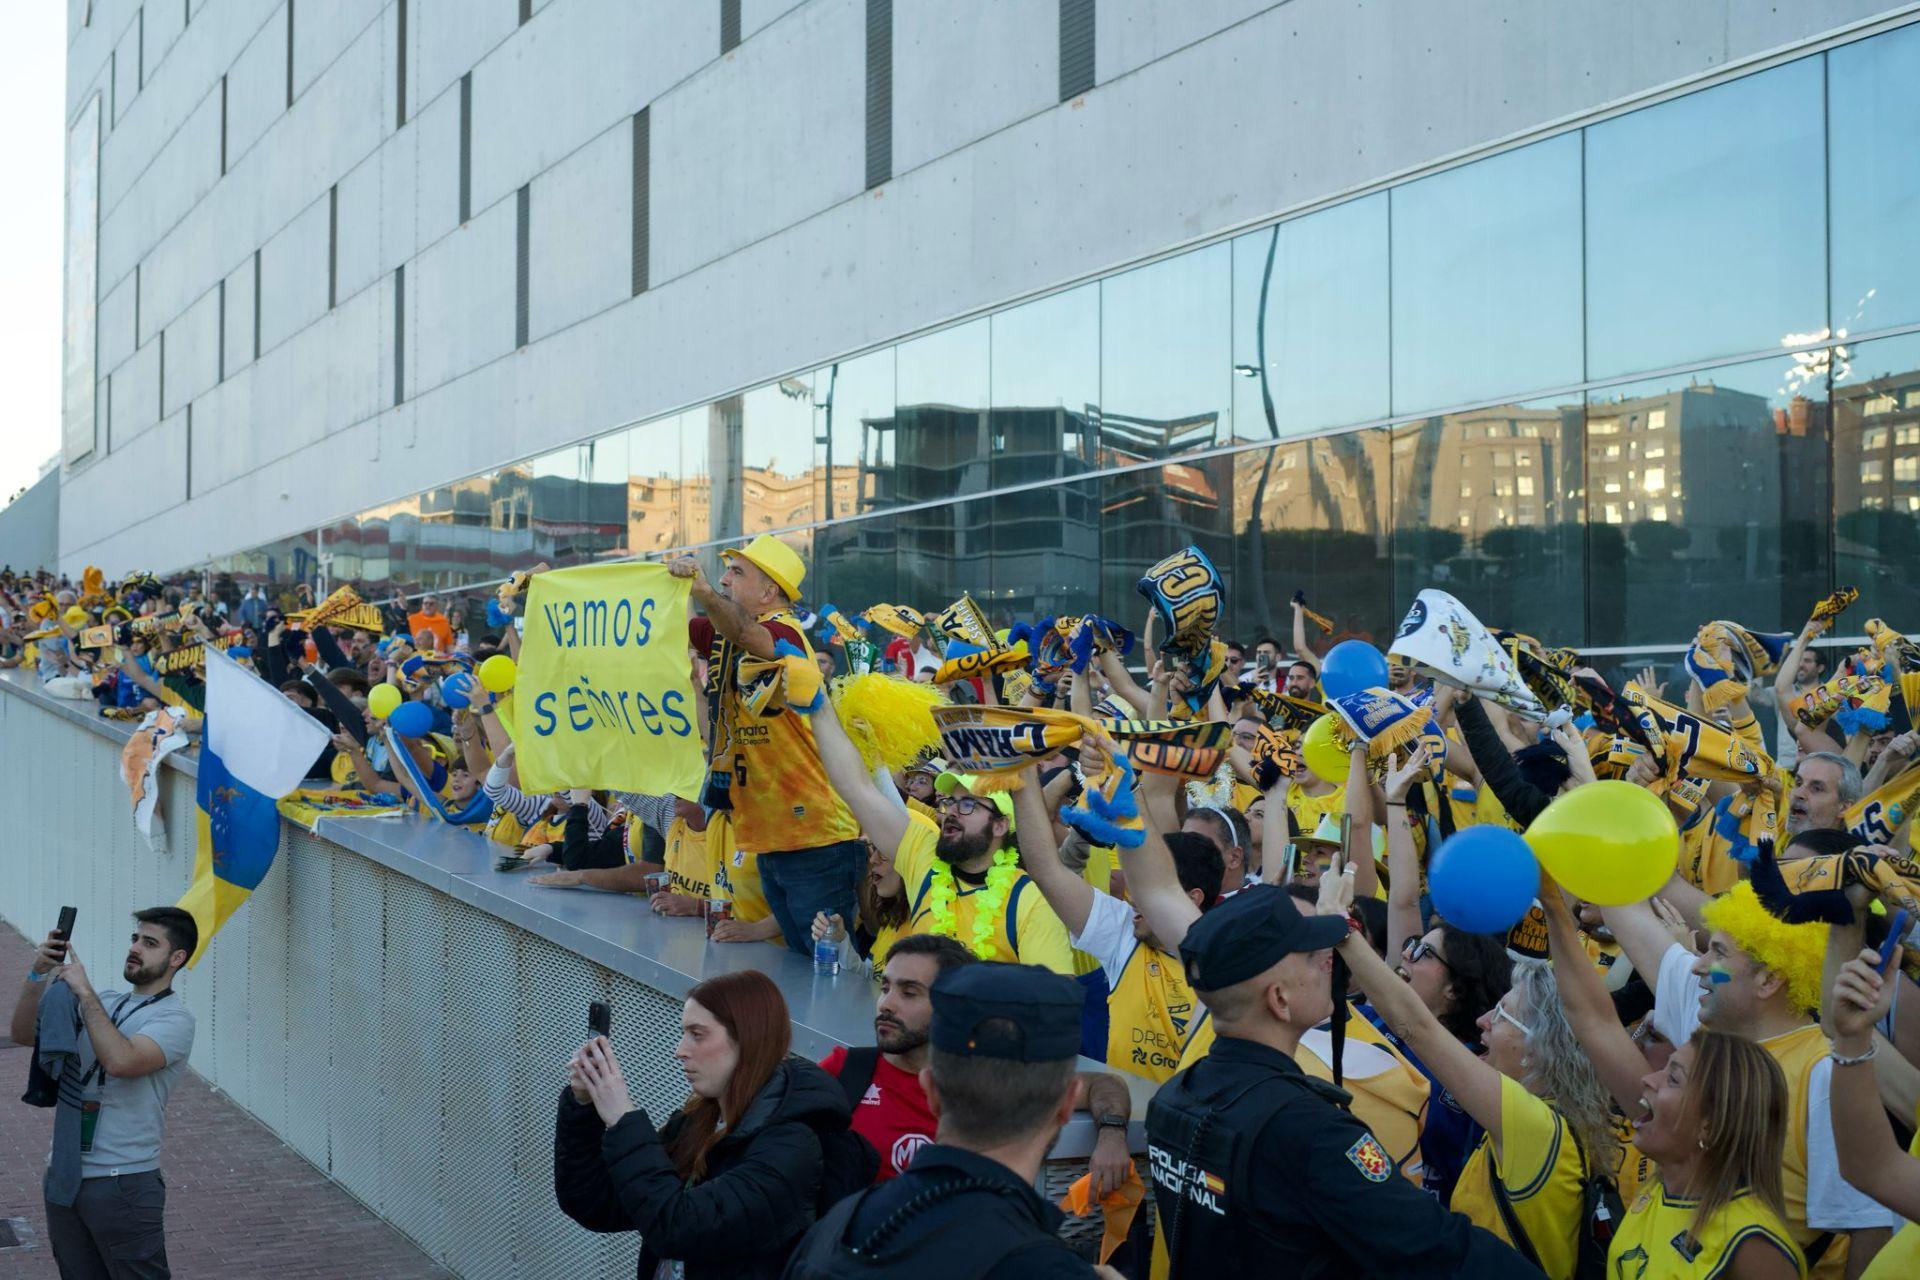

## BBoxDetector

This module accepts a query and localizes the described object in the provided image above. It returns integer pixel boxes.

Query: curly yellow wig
[1700,882,1830,1015]
[833,673,948,773]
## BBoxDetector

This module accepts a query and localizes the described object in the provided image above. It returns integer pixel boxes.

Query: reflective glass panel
[990,285,1102,620]
[1585,355,1829,647]
[1832,333,1920,625]
[1391,134,1583,414]
[1100,454,1237,631]
[894,319,991,507]
[1391,393,1586,645]
[1231,433,1393,650]
[811,346,897,525]
[1829,27,1920,338]
[1232,194,1389,437]
[709,380,819,546]
[813,509,899,620]
[581,430,631,565]
[1585,57,1826,379]
[622,414,691,561]
[1101,243,1233,461]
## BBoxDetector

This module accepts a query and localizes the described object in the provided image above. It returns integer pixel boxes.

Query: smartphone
[588,1001,612,1038]
[55,905,76,942]
[1256,651,1274,676]
[1877,909,1911,975]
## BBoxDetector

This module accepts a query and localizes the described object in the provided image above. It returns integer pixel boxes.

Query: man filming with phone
[9,907,199,1280]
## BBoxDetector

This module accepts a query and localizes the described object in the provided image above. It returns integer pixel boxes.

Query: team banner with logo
[1390,590,1542,716]
[511,563,707,798]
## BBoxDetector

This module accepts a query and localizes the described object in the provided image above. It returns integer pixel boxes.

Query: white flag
[204,645,331,798]
[1389,590,1543,717]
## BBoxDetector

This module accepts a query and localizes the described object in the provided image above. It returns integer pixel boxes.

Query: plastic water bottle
[813,936,841,976]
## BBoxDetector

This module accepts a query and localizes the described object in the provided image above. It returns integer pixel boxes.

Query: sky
[0,2,65,508]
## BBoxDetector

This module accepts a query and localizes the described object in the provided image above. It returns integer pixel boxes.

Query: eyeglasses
[1491,1002,1533,1038]
[1402,937,1451,972]
[936,796,992,817]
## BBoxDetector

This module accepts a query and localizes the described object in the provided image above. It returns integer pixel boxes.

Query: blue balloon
[388,700,434,739]
[440,671,475,710]
[1319,639,1390,701]
[1428,826,1537,935]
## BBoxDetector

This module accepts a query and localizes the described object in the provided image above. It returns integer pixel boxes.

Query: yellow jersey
[711,609,859,854]
[1763,1023,1838,1280]
[891,817,1073,973]
[1286,783,1345,834]
[1449,1078,1589,1280]
[1609,1181,1803,1279]
[663,817,712,900]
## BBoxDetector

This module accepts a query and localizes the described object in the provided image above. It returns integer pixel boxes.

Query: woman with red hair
[555,970,857,1279]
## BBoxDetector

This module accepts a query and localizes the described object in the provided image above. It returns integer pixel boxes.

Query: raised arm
[1380,748,1431,959]
[1336,916,1503,1147]
[1343,743,1378,902]
[1290,599,1321,672]
[1011,763,1097,942]
[1773,618,1824,711]
[805,693,909,856]
[1122,768,1204,952]
[1094,648,1153,719]
[667,557,776,660]
[1544,882,1650,1113]
[1260,771,1294,887]
[1830,944,1920,1220]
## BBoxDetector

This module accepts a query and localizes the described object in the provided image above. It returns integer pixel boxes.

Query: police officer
[1146,884,1541,1278]
[783,962,1117,1279]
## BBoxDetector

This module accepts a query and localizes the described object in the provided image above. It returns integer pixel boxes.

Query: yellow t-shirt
[715,610,860,854]
[663,817,712,900]
[1609,1180,1803,1280]
[1106,941,1199,1084]
[892,817,1073,973]
[1449,1079,1589,1280]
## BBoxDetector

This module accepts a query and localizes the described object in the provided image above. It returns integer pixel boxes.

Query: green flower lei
[924,847,1023,960]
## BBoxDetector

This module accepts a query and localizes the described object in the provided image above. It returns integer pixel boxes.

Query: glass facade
[212,29,1920,653]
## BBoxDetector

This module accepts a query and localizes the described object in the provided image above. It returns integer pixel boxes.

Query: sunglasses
[1402,937,1451,971]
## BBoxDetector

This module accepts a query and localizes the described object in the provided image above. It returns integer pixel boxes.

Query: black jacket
[554,1056,852,1280]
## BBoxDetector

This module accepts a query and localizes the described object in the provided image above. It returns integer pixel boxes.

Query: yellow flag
[511,563,707,797]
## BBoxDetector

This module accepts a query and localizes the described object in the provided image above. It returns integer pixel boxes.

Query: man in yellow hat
[669,535,861,954]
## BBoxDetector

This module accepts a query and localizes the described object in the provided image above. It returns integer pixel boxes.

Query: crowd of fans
[5,545,1920,1280]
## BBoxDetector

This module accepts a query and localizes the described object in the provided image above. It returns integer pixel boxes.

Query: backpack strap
[835,1046,881,1113]
[1005,877,1028,959]
[1485,1146,1547,1272]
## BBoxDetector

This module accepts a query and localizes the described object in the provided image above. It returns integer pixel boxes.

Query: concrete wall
[57,0,1911,574]
[0,469,61,571]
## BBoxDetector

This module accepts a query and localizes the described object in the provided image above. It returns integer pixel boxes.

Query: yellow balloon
[1523,779,1678,906]
[478,654,518,694]
[367,682,403,719]
[1302,713,1348,785]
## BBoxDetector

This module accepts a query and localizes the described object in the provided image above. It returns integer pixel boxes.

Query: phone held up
[588,1000,612,1039]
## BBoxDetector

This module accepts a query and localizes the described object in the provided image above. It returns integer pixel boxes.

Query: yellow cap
[720,534,806,601]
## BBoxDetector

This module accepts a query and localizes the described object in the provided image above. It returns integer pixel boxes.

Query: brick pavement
[0,921,452,1278]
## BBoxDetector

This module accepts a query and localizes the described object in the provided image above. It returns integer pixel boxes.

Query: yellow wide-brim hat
[720,534,806,601]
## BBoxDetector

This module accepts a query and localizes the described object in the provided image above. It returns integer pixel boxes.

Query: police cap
[930,962,1083,1062]
[1179,883,1348,992]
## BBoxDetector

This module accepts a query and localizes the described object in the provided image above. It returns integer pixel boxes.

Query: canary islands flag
[177,646,330,964]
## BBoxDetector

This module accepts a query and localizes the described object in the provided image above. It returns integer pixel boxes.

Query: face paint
[1707,965,1733,985]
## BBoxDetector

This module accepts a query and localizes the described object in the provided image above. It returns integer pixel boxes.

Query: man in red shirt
[822,935,1139,1190]
[820,934,974,1180]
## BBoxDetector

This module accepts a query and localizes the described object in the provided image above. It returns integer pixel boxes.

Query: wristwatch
[1095,1111,1129,1131]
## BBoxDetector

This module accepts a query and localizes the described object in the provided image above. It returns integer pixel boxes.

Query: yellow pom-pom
[834,674,949,773]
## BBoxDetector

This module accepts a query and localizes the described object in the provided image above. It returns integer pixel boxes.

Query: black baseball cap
[930,962,1083,1062]
[1179,884,1348,992]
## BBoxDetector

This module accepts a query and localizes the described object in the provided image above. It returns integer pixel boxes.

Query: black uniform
[783,963,1099,1280]
[1147,885,1542,1279]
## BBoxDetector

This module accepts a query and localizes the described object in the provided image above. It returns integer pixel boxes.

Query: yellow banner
[510,563,706,798]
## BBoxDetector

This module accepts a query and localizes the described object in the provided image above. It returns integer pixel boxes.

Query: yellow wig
[834,673,948,773]
[1700,881,1830,1015]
